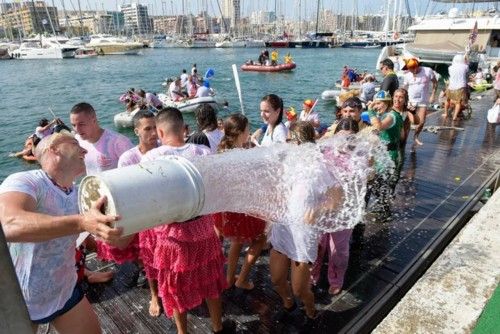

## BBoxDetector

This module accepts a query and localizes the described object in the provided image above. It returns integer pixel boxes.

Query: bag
[487,104,500,124]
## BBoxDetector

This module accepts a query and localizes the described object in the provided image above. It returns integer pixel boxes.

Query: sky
[53,0,498,19]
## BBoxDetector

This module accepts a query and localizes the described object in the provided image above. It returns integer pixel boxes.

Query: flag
[469,20,478,45]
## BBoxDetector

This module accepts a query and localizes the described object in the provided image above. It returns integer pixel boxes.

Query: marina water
[0,47,379,182]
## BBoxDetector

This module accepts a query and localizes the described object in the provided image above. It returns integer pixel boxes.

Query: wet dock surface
[38,92,499,334]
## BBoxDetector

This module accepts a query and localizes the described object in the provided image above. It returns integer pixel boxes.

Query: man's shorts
[32,283,85,324]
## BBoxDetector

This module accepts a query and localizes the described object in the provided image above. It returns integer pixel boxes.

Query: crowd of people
[1,54,496,334]
[166,66,214,102]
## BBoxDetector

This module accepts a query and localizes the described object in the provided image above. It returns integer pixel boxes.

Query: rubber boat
[157,94,219,113]
[113,107,141,128]
[240,62,296,72]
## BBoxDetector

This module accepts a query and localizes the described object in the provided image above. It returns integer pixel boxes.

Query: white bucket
[78,156,205,236]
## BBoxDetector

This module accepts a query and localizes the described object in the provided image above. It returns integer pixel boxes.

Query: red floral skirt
[149,215,226,316]
[214,212,266,243]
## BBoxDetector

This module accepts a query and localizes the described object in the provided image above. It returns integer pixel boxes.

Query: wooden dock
[38,92,499,334]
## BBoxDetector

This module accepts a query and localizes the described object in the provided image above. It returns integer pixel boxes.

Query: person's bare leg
[414,106,427,146]
[452,100,462,121]
[51,297,101,334]
[291,262,316,319]
[172,310,188,334]
[148,279,161,317]
[235,237,266,290]
[443,100,450,118]
[205,297,223,332]
[226,241,243,287]
[269,249,294,308]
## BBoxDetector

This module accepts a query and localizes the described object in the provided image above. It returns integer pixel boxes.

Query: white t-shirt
[403,67,436,104]
[76,129,133,175]
[195,86,210,98]
[142,143,211,163]
[260,122,288,147]
[204,129,224,153]
[169,82,183,100]
[0,170,78,321]
[299,110,320,125]
[180,73,189,87]
[448,63,468,90]
[360,82,376,102]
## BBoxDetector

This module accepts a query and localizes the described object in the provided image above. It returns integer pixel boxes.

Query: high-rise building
[119,3,151,35]
[0,1,59,36]
[222,0,240,30]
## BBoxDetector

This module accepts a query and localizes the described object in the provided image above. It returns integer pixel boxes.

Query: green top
[379,109,403,150]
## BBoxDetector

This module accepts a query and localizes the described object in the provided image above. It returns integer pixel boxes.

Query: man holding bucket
[0,132,123,333]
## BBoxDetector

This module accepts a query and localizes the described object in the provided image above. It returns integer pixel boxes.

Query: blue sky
[58,1,498,18]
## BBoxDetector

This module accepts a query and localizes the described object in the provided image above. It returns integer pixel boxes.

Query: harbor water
[0,47,379,181]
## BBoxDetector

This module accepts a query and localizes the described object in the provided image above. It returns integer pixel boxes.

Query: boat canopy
[433,0,496,2]
[415,30,491,48]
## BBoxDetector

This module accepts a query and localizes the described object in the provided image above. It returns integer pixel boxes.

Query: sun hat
[303,99,314,108]
[402,58,419,70]
[286,107,297,121]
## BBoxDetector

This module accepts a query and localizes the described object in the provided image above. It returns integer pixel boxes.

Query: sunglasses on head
[342,101,361,109]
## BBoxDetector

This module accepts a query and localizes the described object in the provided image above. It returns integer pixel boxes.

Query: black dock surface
[38,92,500,334]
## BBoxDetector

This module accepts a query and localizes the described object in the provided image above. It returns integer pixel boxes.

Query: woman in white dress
[268,121,319,324]
[259,94,288,146]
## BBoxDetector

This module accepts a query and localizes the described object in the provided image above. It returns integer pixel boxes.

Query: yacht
[86,35,143,55]
[9,35,78,59]
[376,5,500,71]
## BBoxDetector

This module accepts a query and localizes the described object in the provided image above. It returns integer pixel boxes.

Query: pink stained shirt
[76,129,134,175]
[118,146,143,168]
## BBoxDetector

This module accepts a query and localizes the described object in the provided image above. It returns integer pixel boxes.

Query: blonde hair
[34,131,75,161]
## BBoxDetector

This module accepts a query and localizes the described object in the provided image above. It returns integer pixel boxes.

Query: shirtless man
[0,132,122,334]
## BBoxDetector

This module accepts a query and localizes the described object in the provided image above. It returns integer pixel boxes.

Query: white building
[119,3,151,35]
[222,0,240,30]
[249,11,276,25]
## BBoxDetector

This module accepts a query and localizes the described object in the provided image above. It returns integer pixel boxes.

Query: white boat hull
[321,90,342,101]
[158,94,219,113]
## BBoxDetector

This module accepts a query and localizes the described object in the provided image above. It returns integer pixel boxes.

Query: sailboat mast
[315,0,320,35]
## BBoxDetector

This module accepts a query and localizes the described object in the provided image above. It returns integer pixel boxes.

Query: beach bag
[487,104,500,124]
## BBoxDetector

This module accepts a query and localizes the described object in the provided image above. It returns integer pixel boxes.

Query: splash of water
[79,130,394,235]
[195,130,394,233]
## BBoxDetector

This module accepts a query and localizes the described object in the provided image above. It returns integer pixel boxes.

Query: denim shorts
[32,283,84,324]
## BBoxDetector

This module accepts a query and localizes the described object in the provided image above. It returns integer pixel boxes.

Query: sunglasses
[342,101,362,109]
